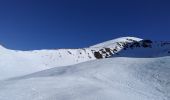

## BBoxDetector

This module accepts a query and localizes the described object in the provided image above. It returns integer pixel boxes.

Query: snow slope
[91,36,142,47]
[0,57,170,100]
[91,37,170,58]
[0,47,95,80]
[0,37,170,80]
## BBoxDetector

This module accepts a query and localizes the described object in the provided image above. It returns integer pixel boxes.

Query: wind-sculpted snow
[0,37,170,100]
[0,37,170,80]
[0,57,170,100]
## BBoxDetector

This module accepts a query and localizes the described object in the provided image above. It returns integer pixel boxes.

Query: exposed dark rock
[87,53,92,59]
[113,48,118,51]
[91,50,95,52]
[105,53,109,58]
[122,42,128,48]
[126,38,137,42]
[94,52,103,59]
[67,51,72,54]
[105,48,110,52]
[141,40,152,48]
[117,42,122,47]
[105,48,112,55]
[101,50,106,54]
[142,40,153,43]
[133,42,140,47]
[142,43,149,48]
[123,44,129,50]
[130,44,134,49]
[142,42,151,48]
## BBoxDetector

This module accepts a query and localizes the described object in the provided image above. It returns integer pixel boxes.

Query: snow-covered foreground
[0,57,169,100]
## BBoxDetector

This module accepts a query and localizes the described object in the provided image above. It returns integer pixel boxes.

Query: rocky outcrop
[91,39,170,59]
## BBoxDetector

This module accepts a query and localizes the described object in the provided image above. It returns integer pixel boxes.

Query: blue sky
[0,0,170,50]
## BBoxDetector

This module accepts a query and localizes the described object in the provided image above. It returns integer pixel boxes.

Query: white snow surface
[0,48,96,80]
[0,36,145,80]
[91,36,142,47]
[0,37,170,100]
[0,57,170,100]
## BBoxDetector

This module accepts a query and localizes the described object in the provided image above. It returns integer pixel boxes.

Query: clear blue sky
[0,0,170,50]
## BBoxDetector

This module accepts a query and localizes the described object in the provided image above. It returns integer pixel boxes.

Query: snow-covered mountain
[91,37,170,58]
[0,37,170,80]
[0,37,170,100]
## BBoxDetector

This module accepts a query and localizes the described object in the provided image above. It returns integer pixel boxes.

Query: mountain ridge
[0,37,170,100]
[0,37,170,80]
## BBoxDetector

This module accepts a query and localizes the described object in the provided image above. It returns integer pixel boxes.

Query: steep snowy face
[0,36,170,80]
[91,36,143,48]
[90,37,143,58]
[0,37,170,100]
[90,37,170,58]
[0,37,142,71]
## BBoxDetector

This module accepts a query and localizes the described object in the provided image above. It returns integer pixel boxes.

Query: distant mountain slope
[0,47,96,80]
[91,37,170,58]
[0,37,170,80]
[1,57,170,100]
[91,36,142,47]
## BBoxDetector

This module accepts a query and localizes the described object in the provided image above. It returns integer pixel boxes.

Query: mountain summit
[91,37,170,58]
[0,37,170,100]
[0,37,170,80]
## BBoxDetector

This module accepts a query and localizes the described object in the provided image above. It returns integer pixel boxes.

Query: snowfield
[0,37,170,100]
[0,57,170,100]
[1,37,170,80]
